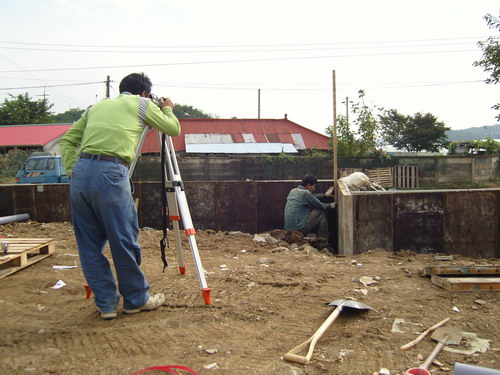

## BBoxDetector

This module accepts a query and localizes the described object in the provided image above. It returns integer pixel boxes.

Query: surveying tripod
[130,126,212,305]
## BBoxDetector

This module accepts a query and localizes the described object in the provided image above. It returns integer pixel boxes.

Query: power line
[0,78,482,93]
[0,48,479,74]
[156,79,483,91]
[0,41,478,54]
[0,81,106,91]
[0,36,486,49]
[0,53,83,107]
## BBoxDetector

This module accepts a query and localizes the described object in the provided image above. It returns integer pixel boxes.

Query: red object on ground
[82,284,92,299]
[201,288,213,305]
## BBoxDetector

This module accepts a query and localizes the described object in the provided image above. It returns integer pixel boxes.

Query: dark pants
[304,209,329,239]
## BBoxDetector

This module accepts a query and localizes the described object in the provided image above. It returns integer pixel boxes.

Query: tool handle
[283,304,345,364]
[420,336,448,370]
[399,317,450,350]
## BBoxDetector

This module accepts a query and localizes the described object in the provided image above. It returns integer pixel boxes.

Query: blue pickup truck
[15,154,69,184]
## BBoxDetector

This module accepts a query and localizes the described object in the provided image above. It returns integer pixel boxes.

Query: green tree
[379,110,450,152]
[173,104,214,119]
[328,114,358,157]
[51,108,85,123]
[0,93,53,125]
[474,11,500,120]
[326,90,385,157]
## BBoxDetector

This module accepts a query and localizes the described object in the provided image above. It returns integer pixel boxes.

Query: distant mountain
[446,124,500,141]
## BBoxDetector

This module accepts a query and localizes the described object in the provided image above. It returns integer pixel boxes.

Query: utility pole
[36,87,49,101]
[106,76,111,98]
[36,87,49,111]
[342,96,353,124]
[258,89,261,119]
[332,70,338,185]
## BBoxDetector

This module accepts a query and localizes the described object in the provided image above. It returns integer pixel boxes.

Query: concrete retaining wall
[337,184,499,258]
[134,154,499,185]
[1,182,498,258]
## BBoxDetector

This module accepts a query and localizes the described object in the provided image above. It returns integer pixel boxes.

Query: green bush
[0,148,31,183]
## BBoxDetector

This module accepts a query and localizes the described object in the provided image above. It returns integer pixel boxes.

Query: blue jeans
[70,157,149,313]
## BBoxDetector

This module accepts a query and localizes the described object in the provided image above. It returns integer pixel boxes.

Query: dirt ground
[0,221,498,375]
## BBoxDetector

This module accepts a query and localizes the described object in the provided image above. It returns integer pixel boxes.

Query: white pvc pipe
[0,214,30,225]
[455,363,500,375]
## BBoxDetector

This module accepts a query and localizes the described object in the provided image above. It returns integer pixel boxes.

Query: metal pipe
[0,214,30,225]
[455,363,500,375]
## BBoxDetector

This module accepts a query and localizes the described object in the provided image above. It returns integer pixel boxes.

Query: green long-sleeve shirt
[60,93,181,176]
[284,185,329,232]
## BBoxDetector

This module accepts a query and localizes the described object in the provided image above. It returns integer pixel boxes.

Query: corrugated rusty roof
[0,124,72,146]
[0,118,330,153]
[185,143,298,154]
[141,118,330,153]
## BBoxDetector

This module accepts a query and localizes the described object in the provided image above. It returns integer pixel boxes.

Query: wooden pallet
[431,275,500,291]
[394,165,419,188]
[421,265,500,277]
[0,238,55,279]
[364,167,393,187]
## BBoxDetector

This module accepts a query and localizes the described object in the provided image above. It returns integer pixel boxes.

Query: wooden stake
[332,70,338,185]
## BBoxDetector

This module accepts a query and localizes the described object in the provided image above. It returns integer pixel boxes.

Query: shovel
[405,326,462,375]
[283,299,372,365]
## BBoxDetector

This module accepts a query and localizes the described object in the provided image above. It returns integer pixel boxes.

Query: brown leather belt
[79,152,128,166]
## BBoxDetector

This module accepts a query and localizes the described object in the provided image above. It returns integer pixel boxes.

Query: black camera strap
[159,133,169,272]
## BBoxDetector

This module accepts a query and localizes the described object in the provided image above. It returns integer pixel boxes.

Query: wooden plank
[421,265,500,277]
[0,238,55,278]
[431,275,500,291]
[394,165,418,188]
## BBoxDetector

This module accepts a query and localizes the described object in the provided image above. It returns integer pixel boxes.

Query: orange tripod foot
[82,284,92,299]
[201,288,213,305]
[179,265,186,275]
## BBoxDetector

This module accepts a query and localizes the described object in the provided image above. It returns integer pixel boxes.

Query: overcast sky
[0,0,498,134]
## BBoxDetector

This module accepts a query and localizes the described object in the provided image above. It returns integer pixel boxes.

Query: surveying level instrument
[130,126,212,305]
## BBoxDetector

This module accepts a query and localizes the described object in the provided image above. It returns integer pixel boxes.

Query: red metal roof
[141,118,330,153]
[0,118,330,152]
[0,124,72,146]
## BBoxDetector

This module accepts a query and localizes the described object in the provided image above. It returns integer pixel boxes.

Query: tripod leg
[166,185,186,274]
[161,132,212,305]
[174,183,212,305]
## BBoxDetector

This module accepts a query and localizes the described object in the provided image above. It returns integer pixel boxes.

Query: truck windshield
[25,158,47,170]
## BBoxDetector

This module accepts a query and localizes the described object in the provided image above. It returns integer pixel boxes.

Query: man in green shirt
[284,174,335,240]
[61,72,180,320]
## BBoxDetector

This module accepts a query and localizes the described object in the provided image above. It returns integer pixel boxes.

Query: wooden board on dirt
[421,265,500,277]
[0,238,55,279]
[431,275,500,291]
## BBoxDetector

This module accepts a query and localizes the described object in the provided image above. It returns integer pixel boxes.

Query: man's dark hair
[119,72,152,95]
[300,174,317,187]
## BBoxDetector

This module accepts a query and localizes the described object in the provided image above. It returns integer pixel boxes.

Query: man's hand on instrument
[160,97,174,110]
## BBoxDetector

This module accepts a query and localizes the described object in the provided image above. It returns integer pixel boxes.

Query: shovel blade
[328,299,373,310]
[431,326,462,345]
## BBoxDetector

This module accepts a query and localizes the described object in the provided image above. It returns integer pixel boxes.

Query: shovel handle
[283,303,345,364]
[420,334,449,370]
[399,317,450,351]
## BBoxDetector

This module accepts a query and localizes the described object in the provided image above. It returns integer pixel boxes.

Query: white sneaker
[97,308,118,320]
[123,293,165,314]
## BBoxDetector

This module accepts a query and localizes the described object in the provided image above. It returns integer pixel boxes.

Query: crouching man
[284,174,335,241]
